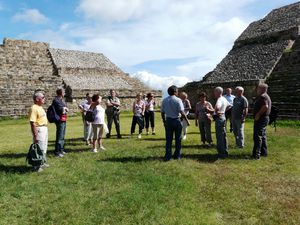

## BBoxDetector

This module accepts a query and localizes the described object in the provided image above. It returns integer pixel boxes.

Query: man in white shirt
[224,88,235,132]
[214,87,229,158]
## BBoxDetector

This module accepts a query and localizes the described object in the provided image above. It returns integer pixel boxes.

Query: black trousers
[131,115,144,134]
[252,116,269,157]
[145,111,155,129]
[106,111,121,136]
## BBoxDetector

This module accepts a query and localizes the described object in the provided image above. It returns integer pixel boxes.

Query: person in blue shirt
[161,85,190,161]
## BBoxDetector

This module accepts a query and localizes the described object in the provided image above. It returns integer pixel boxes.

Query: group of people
[28,83,272,171]
[161,84,272,161]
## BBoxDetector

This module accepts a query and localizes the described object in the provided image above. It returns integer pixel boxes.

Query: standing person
[130,93,145,139]
[224,88,235,132]
[144,93,156,135]
[29,91,48,172]
[79,94,93,145]
[195,92,214,147]
[180,92,192,140]
[252,83,272,159]
[90,94,106,152]
[214,87,229,158]
[106,89,122,139]
[232,87,249,149]
[161,85,190,161]
[52,88,68,158]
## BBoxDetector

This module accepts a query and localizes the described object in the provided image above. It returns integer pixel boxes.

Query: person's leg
[205,120,213,145]
[215,117,228,157]
[106,113,113,137]
[261,117,269,156]
[236,119,245,148]
[60,122,66,153]
[252,120,263,158]
[92,124,98,151]
[199,121,206,144]
[174,119,183,159]
[113,112,121,137]
[232,119,238,147]
[136,116,144,134]
[182,119,187,140]
[130,116,137,134]
[145,111,150,134]
[165,119,174,161]
[87,122,93,143]
[99,125,105,149]
[150,111,155,134]
[55,122,63,155]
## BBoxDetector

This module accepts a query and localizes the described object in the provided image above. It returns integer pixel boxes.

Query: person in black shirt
[52,88,69,157]
[252,83,272,159]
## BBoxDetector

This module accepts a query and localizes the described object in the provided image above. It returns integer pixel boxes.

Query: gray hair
[258,83,268,90]
[214,86,223,94]
[33,92,44,101]
[235,86,244,93]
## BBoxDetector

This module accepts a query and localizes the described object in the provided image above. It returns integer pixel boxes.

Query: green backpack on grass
[26,143,44,167]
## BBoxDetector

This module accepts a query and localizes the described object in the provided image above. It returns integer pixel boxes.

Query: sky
[0,0,298,90]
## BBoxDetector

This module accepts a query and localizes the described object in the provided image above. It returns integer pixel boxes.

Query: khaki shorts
[92,124,104,139]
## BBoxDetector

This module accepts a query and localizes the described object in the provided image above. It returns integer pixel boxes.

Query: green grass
[0,112,299,225]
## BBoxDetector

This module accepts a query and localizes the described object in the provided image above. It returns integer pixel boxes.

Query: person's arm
[206,102,214,113]
[255,105,268,121]
[142,103,145,116]
[161,112,166,127]
[180,111,190,126]
[112,98,120,107]
[106,98,113,107]
[185,100,192,111]
[132,101,135,114]
[195,104,199,126]
[30,122,38,144]
[242,108,248,123]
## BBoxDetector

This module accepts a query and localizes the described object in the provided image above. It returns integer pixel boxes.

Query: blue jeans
[252,117,269,158]
[215,117,228,157]
[165,118,183,160]
[55,121,66,154]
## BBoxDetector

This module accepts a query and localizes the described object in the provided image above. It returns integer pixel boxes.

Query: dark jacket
[52,96,66,116]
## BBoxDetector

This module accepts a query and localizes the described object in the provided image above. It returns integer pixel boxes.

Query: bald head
[257,83,268,95]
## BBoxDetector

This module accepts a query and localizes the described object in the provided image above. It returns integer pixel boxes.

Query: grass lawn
[0,112,299,225]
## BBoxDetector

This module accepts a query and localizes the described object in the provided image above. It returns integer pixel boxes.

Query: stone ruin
[0,39,162,117]
[181,2,300,119]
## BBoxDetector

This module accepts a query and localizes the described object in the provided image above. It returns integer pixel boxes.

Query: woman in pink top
[195,92,214,147]
[144,92,156,135]
[130,93,145,139]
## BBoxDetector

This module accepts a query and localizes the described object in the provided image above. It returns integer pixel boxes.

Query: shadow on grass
[0,164,33,174]
[0,147,92,159]
[99,153,219,163]
[99,156,164,163]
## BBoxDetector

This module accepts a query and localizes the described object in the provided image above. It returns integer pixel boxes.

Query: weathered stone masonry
[0,39,162,117]
[181,2,300,119]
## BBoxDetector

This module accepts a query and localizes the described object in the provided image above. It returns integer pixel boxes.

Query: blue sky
[0,0,298,90]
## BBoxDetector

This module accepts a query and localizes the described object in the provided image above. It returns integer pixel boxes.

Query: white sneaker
[92,148,98,153]
[138,134,142,139]
[42,163,50,168]
[182,135,187,140]
[100,146,106,150]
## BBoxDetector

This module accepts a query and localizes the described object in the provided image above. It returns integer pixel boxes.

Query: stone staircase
[267,39,300,119]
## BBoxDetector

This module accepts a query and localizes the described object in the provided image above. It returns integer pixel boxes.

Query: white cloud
[13,9,49,24]
[131,71,191,92]
[20,0,254,86]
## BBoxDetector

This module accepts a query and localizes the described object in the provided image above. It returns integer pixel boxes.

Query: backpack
[269,105,279,126]
[85,109,95,122]
[47,105,60,123]
[26,143,44,167]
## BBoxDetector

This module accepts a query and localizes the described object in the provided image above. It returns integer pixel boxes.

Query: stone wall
[0,39,62,117]
[180,2,300,119]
